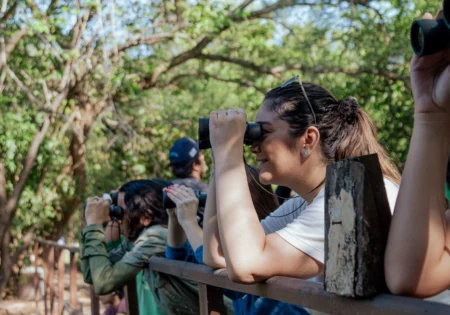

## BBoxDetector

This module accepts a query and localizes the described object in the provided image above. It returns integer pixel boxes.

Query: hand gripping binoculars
[162,190,207,209]
[198,118,264,150]
[411,0,450,56]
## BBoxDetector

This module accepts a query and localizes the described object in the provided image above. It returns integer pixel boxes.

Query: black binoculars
[198,118,263,150]
[411,0,450,56]
[162,190,207,209]
[106,192,124,220]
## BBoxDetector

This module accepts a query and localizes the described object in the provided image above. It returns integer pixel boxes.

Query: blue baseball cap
[169,137,200,166]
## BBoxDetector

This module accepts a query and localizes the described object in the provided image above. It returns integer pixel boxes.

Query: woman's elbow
[227,265,258,284]
[385,273,418,296]
[203,255,226,269]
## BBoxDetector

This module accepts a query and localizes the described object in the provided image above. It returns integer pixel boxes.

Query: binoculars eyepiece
[198,118,263,150]
[411,0,450,56]
[162,190,207,209]
[103,192,124,220]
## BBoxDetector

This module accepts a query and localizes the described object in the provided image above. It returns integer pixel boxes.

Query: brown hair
[264,82,401,184]
[245,164,279,220]
[119,179,170,241]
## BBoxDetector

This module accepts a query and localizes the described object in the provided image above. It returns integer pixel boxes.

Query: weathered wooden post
[199,284,226,315]
[324,154,392,297]
[48,246,55,315]
[34,242,40,309]
[125,280,139,315]
[90,286,100,315]
[57,249,65,314]
[69,252,78,309]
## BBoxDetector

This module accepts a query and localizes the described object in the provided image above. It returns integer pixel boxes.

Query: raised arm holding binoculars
[385,8,450,297]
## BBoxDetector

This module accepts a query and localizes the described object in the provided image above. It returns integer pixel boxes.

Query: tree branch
[163,71,266,94]
[116,32,176,54]
[194,53,409,87]
[196,53,274,75]
[141,0,326,88]
[5,29,29,61]
[4,65,41,104]
[0,0,18,23]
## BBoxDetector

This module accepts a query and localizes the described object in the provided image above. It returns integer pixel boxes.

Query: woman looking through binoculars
[203,77,401,282]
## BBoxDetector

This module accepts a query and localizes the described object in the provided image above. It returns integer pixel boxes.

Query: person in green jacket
[81,179,200,314]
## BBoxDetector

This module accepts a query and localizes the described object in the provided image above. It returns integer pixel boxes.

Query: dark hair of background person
[264,82,401,184]
[119,179,172,241]
[274,186,292,205]
[245,164,279,221]
[171,154,201,178]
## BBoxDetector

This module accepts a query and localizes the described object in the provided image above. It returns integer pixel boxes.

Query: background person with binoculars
[203,79,400,284]
[81,179,201,315]
[385,8,450,298]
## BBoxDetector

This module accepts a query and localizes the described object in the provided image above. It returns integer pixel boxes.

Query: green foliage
[0,0,433,252]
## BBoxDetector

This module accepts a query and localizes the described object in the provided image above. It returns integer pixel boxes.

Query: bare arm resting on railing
[384,10,450,298]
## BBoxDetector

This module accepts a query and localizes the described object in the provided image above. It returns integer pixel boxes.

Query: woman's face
[252,104,303,186]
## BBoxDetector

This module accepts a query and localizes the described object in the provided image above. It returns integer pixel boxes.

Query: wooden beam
[148,257,450,315]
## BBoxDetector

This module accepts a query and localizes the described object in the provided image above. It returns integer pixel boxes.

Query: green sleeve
[81,225,142,295]
[81,230,128,284]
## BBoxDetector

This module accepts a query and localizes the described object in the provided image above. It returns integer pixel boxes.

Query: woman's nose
[250,142,261,154]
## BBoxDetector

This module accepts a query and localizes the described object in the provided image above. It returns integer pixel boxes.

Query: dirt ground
[0,271,106,315]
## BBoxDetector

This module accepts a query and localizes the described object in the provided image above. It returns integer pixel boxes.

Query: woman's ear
[302,126,320,156]
[140,215,152,227]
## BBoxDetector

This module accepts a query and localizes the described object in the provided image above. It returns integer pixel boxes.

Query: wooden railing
[33,239,99,315]
[33,239,139,315]
[148,256,450,315]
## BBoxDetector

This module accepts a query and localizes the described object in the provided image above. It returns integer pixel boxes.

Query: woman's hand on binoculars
[411,10,450,115]
[165,185,199,226]
[209,108,247,157]
[85,196,111,226]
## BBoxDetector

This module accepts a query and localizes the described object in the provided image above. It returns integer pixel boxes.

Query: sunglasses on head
[280,75,317,125]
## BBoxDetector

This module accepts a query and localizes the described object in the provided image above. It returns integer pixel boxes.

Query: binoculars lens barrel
[411,0,450,56]
[198,118,263,150]
[198,118,211,150]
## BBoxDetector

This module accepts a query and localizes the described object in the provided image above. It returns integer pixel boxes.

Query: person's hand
[209,108,247,156]
[85,197,111,226]
[411,10,450,115]
[165,185,199,226]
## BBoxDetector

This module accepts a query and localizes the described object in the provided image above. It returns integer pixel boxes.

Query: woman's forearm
[386,113,450,295]
[180,220,203,251]
[202,174,226,268]
[167,215,186,247]
[214,153,266,276]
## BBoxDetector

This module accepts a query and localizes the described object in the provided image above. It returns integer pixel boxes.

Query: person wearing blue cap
[169,137,208,192]
[168,137,209,227]
[169,137,208,182]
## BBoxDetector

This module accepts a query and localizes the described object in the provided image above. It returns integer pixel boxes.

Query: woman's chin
[259,172,273,185]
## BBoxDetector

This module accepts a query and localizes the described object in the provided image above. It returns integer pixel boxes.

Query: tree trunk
[0,230,12,295]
